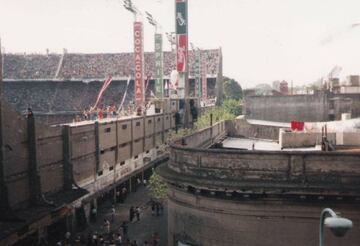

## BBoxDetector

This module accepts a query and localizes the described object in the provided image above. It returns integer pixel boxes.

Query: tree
[223,78,243,100]
[148,169,168,202]
[223,99,242,116]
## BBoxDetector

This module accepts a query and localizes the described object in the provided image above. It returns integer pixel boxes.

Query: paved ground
[81,185,167,245]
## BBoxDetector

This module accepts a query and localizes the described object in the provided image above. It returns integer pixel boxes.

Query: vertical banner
[194,51,202,97]
[176,34,187,73]
[134,22,144,106]
[155,33,163,98]
[202,60,207,99]
[176,0,188,99]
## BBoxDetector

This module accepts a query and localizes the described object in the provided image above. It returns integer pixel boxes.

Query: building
[158,117,360,246]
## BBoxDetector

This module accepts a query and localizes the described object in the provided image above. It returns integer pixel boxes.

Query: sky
[1,0,360,88]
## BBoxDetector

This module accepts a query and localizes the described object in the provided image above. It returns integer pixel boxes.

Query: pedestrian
[143,240,149,246]
[115,233,122,246]
[155,203,160,216]
[116,190,121,203]
[131,240,138,246]
[135,206,141,221]
[122,187,127,202]
[111,205,116,222]
[151,201,155,216]
[143,179,147,186]
[64,231,71,245]
[104,219,111,234]
[129,206,135,222]
[91,206,97,222]
[121,221,128,238]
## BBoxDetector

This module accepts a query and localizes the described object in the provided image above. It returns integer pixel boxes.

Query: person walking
[129,206,135,222]
[104,219,111,235]
[135,206,141,221]
[111,205,116,222]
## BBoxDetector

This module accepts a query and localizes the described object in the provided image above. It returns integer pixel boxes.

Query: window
[136,122,141,126]
[105,127,111,133]
[148,119,152,124]
[122,124,127,129]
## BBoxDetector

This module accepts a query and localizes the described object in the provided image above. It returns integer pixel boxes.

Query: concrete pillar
[95,121,100,173]
[27,112,42,206]
[63,125,73,190]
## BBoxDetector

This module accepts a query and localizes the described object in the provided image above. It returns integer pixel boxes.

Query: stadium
[2,49,222,124]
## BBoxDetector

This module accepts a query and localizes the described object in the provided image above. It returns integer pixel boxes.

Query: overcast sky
[1,0,360,88]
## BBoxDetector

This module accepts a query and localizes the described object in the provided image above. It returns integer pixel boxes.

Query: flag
[117,76,131,114]
[93,76,112,108]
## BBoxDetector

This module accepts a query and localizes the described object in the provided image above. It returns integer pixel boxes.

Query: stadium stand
[3,49,220,80]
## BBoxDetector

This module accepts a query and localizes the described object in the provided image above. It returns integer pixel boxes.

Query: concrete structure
[0,101,179,245]
[245,91,360,122]
[158,118,360,246]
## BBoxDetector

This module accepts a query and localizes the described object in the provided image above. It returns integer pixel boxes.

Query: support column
[95,121,100,174]
[27,112,42,206]
[63,125,73,190]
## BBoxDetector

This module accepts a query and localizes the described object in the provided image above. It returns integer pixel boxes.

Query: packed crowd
[3,49,220,80]
[3,53,61,79]
[3,81,134,113]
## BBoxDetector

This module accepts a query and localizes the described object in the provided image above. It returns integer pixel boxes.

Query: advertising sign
[134,22,144,105]
[202,60,207,99]
[175,0,187,34]
[155,33,163,98]
[195,51,202,97]
[176,34,187,72]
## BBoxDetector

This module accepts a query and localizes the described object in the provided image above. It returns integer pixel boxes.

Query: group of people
[4,50,220,81]
[59,228,159,246]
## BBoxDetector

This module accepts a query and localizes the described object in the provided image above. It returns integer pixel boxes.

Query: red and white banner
[202,61,207,99]
[134,22,144,106]
[93,76,113,108]
[176,34,187,72]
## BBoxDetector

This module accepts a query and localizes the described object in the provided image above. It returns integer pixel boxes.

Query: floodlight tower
[146,12,164,100]
[123,0,145,114]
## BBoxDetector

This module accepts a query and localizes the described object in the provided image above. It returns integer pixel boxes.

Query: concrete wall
[168,188,360,246]
[158,119,360,246]
[1,100,176,209]
[244,92,360,122]
[244,93,329,122]
[279,129,336,148]
[226,117,282,140]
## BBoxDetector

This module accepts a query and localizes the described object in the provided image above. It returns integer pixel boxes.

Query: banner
[176,0,187,35]
[155,33,163,98]
[176,34,187,72]
[194,51,201,97]
[134,22,144,106]
[202,60,207,99]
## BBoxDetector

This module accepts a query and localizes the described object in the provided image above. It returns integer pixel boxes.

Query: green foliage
[195,106,235,130]
[223,79,243,100]
[148,169,168,201]
[223,99,242,116]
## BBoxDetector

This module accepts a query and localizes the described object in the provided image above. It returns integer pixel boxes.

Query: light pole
[319,208,353,246]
